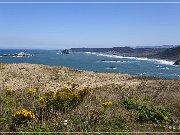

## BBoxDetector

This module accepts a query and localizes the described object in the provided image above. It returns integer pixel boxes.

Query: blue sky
[0,1,180,49]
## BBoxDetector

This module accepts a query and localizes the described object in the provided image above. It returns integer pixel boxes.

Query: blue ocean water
[0,49,180,80]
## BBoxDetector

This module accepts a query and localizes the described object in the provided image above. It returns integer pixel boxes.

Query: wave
[85,52,97,55]
[160,67,170,70]
[96,60,128,63]
[154,60,174,65]
[139,72,147,76]
[85,52,175,65]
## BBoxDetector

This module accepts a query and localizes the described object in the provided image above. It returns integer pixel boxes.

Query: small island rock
[174,60,180,65]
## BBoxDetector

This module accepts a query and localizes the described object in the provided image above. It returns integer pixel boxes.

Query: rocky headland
[71,46,180,65]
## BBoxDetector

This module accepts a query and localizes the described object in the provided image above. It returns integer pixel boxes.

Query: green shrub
[138,105,172,124]
[123,98,173,124]
[123,98,138,110]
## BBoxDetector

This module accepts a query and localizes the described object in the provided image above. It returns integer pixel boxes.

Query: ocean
[0,49,180,80]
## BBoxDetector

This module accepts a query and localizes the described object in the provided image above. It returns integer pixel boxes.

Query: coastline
[0,50,179,80]
[85,52,175,65]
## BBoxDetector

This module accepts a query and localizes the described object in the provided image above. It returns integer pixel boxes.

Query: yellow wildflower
[102,101,113,107]
[12,109,35,124]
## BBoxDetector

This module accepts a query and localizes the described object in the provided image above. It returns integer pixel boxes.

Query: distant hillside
[70,47,166,57]
[70,46,180,61]
[136,45,178,48]
[152,46,180,61]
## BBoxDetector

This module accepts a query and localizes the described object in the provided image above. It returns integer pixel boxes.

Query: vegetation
[123,98,173,124]
[0,63,180,133]
[0,84,93,132]
[45,86,90,112]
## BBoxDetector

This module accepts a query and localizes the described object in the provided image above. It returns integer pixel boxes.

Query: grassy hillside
[0,63,180,133]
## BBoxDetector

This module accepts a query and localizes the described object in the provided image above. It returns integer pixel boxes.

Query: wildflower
[12,109,35,125]
[64,120,67,123]
[102,101,113,107]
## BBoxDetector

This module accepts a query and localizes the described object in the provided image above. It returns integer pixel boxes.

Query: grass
[0,63,180,133]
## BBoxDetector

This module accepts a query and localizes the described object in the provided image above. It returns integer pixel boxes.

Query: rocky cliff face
[153,46,180,61]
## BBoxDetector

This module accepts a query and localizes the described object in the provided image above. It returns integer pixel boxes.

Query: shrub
[123,98,173,124]
[138,105,172,124]
[51,91,76,111]
[76,87,90,99]
[123,98,137,110]
[45,85,91,112]
[12,109,35,125]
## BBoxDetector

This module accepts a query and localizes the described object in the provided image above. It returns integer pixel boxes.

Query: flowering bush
[12,109,35,125]
[45,85,90,112]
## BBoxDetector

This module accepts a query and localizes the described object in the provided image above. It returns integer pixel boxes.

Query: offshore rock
[174,60,180,65]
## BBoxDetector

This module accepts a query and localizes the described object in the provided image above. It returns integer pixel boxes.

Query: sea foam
[85,52,174,65]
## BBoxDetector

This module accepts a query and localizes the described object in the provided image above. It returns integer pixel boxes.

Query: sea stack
[62,49,70,54]
[174,60,180,65]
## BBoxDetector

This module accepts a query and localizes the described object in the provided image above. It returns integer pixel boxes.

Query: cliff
[151,46,180,61]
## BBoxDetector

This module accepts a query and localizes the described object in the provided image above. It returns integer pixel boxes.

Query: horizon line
[0,45,179,49]
[1,2,180,4]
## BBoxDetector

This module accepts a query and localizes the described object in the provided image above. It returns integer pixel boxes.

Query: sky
[0,0,180,49]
